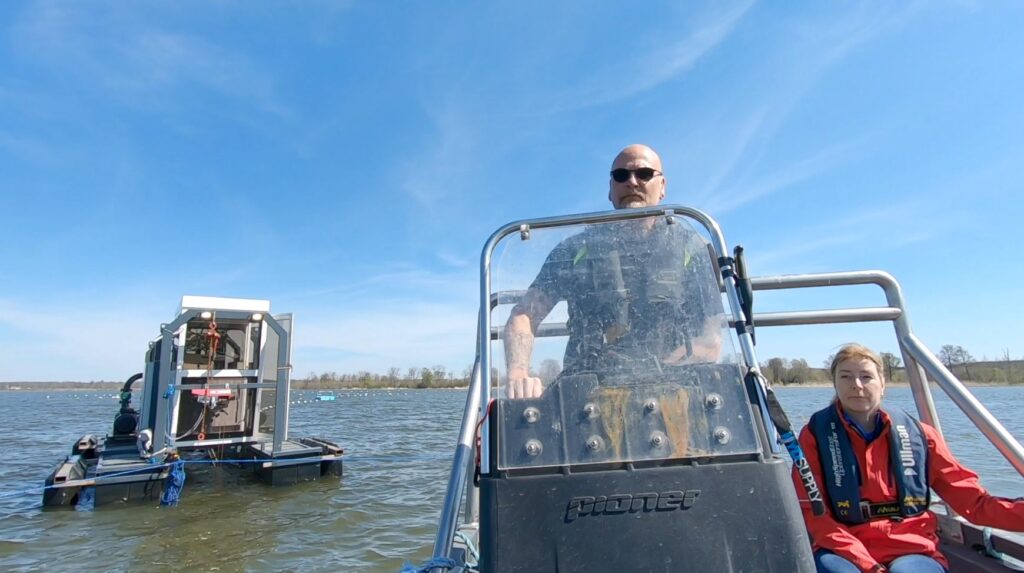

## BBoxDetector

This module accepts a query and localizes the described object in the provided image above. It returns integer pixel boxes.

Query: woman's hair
[829,343,884,381]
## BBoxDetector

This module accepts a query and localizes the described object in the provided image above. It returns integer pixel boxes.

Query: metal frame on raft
[142,296,294,454]
[430,205,1024,570]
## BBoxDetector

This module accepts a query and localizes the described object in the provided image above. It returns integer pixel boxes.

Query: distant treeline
[761,345,1024,386]
[0,367,473,391]
[294,366,471,390]
[5,347,1022,390]
[0,381,123,390]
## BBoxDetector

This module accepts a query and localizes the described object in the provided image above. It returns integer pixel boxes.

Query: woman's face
[834,357,886,417]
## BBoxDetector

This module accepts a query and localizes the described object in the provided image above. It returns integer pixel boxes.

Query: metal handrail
[746,271,1024,477]
[486,306,903,339]
[902,333,1024,476]
[749,271,941,431]
[431,332,484,563]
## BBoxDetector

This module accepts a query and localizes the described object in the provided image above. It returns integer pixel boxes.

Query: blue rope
[399,556,459,573]
[76,486,94,509]
[159,460,186,506]
[163,383,176,448]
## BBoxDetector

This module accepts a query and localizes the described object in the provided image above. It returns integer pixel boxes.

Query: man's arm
[503,288,555,399]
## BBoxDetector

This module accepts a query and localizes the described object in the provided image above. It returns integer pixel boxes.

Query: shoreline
[2,381,1020,392]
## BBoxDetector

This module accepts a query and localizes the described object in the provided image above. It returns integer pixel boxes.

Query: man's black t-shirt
[520,219,723,376]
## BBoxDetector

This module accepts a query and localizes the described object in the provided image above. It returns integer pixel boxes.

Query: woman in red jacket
[793,343,1024,573]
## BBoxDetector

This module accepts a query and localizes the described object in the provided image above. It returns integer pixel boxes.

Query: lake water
[0,386,1021,572]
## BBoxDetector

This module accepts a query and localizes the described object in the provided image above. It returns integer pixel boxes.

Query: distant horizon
[6,355,1024,387]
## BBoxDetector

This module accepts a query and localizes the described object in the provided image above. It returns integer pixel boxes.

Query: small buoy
[197,432,206,441]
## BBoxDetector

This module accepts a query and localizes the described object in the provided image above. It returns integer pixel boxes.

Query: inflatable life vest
[809,405,930,524]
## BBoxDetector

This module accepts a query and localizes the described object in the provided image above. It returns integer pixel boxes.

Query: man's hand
[661,345,697,365]
[507,376,543,399]
[662,315,723,365]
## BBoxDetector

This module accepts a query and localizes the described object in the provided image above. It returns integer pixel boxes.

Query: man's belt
[861,500,903,521]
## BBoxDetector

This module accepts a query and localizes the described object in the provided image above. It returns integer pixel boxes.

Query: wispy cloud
[702,137,866,214]
[282,263,477,303]
[541,0,756,114]
[686,5,919,211]
[0,298,166,381]
[278,259,483,373]
[751,202,945,271]
[396,2,756,213]
[436,250,473,269]
[397,105,482,212]
[0,132,54,164]
[14,1,292,120]
[295,300,478,374]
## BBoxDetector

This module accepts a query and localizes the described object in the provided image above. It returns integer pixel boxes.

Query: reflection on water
[0,386,1021,572]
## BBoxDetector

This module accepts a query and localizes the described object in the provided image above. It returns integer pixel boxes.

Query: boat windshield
[490,214,759,470]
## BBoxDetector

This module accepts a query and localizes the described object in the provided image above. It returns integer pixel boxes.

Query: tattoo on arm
[504,318,535,377]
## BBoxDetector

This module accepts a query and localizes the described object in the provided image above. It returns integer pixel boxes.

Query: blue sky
[2,0,1023,381]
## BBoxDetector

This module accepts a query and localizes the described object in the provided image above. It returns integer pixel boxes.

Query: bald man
[607,143,666,209]
[503,144,723,399]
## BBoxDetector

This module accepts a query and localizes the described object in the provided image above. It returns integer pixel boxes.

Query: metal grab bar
[747,271,1024,478]
[431,342,483,564]
[749,271,941,432]
[902,333,1024,477]
[486,307,903,339]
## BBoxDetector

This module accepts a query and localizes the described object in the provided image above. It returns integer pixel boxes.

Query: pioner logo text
[565,490,701,522]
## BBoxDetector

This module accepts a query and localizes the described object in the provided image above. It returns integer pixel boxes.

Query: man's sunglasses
[610,167,662,183]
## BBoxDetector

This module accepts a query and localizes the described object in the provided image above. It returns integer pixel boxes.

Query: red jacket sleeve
[924,424,1024,530]
[792,425,883,573]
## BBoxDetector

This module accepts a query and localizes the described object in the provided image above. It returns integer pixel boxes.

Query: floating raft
[43,296,344,508]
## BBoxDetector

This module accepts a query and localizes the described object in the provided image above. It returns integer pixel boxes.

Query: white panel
[179,295,271,314]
